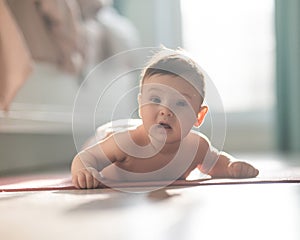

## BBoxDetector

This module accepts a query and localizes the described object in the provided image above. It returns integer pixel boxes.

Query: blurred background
[0,0,299,175]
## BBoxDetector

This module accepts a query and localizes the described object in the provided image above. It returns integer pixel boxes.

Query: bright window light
[181,0,275,112]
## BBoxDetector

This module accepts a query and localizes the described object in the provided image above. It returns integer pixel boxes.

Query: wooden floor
[1,153,300,240]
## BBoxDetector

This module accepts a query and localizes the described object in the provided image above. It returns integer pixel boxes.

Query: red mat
[1,170,300,192]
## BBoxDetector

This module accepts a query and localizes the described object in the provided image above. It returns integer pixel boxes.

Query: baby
[71,48,259,189]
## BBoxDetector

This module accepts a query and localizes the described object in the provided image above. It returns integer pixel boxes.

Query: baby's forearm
[207,152,232,178]
[207,152,259,178]
[71,150,106,189]
[71,150,100,174]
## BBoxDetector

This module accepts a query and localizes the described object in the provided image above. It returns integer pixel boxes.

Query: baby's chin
[149,133,184,146]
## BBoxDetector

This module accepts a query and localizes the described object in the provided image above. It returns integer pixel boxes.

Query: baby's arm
[71,134,122,189]
[71,150,103,189]
[195,134,259,178]
[207,152,259,178]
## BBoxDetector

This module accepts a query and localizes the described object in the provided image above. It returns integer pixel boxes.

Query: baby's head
[138,48,208,141]
[140,48,206,104]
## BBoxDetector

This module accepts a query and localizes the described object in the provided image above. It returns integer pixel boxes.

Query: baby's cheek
[176,118,194,137]
[178,110,197,125]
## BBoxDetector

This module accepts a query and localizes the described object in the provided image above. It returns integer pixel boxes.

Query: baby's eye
[176,100,187,107]
[150,97,161,104]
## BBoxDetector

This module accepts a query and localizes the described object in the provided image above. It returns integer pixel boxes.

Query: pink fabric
[7,0,85,75]
[0,0,33,111]
[1,172,300,192]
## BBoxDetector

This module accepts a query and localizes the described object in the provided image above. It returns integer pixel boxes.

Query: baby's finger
[246,166,254,177]
[93,173,104,188]
[85,168,102,188]
[248,166,259,177]
[93,178,100,188]
[239,163,246,178]
[78,172,87,189]
[85,173,95,189]
[237,163,252,178]
[232,162,242,178]
[72,176,80,189]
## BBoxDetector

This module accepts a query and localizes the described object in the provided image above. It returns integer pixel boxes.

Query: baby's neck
[135,125,182,156]
[149,136,181,155]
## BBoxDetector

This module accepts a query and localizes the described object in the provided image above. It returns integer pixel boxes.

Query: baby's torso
[101,131,205,181]
[101,154,194,182]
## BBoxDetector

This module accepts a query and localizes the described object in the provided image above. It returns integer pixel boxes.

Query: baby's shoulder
[109,125,147,146]
[189,130,211,145]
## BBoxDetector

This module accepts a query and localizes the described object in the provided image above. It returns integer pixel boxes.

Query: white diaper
[82,118,142,149]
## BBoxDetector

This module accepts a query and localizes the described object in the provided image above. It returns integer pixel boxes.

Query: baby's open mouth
[158,122,172,129]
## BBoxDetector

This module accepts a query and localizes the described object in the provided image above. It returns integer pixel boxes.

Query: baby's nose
[159,106,174,117]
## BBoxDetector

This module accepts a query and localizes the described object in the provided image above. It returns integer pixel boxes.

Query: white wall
[116,0,182,48]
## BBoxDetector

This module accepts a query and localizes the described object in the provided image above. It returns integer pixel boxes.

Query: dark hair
[140,48,205,103]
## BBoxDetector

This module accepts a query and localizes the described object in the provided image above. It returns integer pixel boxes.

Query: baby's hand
[228,161,259,178]
[72,167,102,189]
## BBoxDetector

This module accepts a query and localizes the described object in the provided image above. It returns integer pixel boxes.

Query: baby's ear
[137,93,142,117]
[137,93,142,105]
[194,106,208,127]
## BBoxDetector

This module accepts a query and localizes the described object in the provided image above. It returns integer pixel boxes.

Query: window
[180,0,275,112]
[180,0,276,152]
